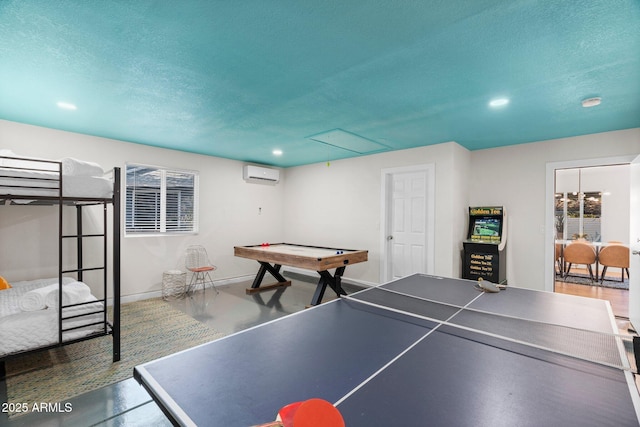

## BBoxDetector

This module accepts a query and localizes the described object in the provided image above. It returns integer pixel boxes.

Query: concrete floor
[0,274,344,426]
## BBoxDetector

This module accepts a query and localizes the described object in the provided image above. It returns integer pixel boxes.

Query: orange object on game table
[254,398,344,427]
[277,399,345,427]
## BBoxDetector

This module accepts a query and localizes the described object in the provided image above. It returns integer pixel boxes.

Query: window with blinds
[125,164,198,235]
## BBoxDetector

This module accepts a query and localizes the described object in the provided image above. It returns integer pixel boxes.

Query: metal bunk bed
[0,154,121,375]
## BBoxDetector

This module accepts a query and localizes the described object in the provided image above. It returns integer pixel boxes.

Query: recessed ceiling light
[57,101,77,110]
[581,97,601,108]
[489,98,509,108]
[272,149,283,156]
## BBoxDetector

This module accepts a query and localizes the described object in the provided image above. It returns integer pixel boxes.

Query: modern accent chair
[185,245,218,293]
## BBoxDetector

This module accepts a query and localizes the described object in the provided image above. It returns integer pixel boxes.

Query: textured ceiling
[0,1,638,167]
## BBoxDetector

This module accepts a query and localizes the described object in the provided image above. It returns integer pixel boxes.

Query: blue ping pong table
[134,274,640,426]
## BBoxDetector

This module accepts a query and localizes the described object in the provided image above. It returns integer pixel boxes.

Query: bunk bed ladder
[57,167,121,363]
[59,202,108,342]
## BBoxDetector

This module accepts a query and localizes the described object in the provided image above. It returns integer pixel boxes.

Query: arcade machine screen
[471,217,501,239]
[470,216,502,242]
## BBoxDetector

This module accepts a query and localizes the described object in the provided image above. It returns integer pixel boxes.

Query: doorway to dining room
[549,161,631,319]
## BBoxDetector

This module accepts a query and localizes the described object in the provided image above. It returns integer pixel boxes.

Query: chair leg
[187,272,219,294]
[196,272,204,293]
[586,264,594,282]
[621,267,629,282]
[564,263,572,278]
[187,272,197,293]
[188,272,209,294]
[204,272,219,294]
[600,267,629,283]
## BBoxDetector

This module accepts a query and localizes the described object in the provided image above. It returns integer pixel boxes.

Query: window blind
[125,164,198,235]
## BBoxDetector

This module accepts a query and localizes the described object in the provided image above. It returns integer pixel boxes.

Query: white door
[629,155,640,330]
[381,165,435,282]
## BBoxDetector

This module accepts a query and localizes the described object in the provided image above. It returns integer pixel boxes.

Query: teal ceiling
[0,1,638,167]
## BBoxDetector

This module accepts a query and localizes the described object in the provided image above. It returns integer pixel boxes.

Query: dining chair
[563,241,597,282]
[598,244,630,283]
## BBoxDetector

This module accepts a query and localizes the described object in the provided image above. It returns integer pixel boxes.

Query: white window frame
[124,163,199,236]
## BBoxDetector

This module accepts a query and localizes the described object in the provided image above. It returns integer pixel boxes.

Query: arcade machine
[462,206,507,284]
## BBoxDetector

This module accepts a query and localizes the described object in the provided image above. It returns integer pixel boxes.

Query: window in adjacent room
[125,163,199,235]
[555,190,601,241]
[554,167,604,242]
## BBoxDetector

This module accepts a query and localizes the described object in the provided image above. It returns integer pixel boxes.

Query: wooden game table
[234,243,368,305]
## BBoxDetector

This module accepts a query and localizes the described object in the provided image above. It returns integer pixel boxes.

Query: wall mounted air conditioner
[243,165,280,183]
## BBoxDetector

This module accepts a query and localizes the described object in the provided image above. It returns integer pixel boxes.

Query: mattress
[0,168,113,199]
[0,277,107,357]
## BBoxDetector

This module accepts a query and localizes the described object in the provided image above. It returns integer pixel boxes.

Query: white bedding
[0,151,113,199]
[0,169,113,199]
[0,278,106,357]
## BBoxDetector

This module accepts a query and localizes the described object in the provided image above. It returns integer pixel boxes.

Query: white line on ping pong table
[333,291,485,407]
[336,290,634,376]
[373,285,635,346]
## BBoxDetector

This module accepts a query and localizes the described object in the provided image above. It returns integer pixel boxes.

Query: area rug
[556,272,629,290]
[4,298,225,417]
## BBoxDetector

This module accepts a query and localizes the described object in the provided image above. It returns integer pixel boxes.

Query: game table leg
[246,262,292,294]
[310,266,347,306]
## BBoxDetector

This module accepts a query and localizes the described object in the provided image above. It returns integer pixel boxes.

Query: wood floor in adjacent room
[555,281,629,319]
[554,267,629,320]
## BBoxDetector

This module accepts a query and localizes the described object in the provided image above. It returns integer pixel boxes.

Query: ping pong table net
[343,286,638,374]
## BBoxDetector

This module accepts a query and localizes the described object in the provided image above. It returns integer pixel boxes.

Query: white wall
[282,141,471,284]
[469,128,640,290]
[0,119,285,298]
[448,142,473,273]
[2,118,639,296]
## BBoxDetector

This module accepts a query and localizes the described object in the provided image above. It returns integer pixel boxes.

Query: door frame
[544,155,635,292]
[380,163,435,283]
[629,155,640,330]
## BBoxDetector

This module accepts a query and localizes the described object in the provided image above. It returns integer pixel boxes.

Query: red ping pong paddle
[277,399,345,427]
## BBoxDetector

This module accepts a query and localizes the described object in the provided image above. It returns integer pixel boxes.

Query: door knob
[387,235,393,241]
[633,250,640,256]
